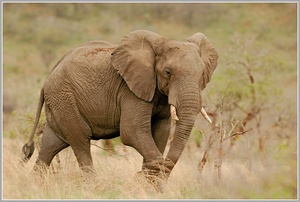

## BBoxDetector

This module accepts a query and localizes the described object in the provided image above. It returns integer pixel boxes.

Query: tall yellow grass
[3,132,297,199]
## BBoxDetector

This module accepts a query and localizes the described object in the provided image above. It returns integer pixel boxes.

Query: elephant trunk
[166,79,201,168]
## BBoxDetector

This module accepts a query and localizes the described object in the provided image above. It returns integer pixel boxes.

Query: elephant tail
[22,88,45,163]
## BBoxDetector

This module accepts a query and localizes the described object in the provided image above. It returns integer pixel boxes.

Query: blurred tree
[211,33,284,149]
[196,32,291,182]
[34,17,69,69]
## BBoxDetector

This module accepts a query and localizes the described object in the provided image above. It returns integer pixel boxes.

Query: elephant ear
[111,30,164,102]
[186,33,218,89]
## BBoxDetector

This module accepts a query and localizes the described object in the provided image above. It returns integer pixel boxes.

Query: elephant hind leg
[44,93,95,174]
[51,107,95,173]
[70,141,95,173]
[34,123,69,170]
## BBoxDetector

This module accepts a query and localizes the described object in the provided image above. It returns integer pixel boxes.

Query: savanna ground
[2,3,298,199]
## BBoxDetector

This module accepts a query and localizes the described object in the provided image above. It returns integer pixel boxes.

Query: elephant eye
[165,68,171,78]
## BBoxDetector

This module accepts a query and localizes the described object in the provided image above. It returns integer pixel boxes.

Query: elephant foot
[80,168,99,184]
[135,170,166,193]
[32,161,48,176]
[135,157,175,193]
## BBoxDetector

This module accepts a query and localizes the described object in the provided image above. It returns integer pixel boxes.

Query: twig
[222,128,253,142]
[228,121,239,138]
[198,150,209,173]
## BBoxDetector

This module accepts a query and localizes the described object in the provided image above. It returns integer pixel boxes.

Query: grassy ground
[2,3,297,199]
[3,135,297,199]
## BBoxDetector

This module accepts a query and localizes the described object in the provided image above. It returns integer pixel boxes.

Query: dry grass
[2,130,297,199]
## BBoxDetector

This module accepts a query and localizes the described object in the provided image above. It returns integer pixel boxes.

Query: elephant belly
[91,127,120,140]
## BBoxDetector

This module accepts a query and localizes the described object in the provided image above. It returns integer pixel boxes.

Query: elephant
[22,30,218,189]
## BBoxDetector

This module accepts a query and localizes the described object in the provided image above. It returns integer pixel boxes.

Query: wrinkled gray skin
[22,30,218,188]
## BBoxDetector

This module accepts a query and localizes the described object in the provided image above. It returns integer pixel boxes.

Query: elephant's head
[111,30,218,167]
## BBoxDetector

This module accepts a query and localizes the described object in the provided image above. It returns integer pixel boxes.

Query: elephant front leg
[120,101,174,191]
[141,118,176,178]
[136,118,175,192]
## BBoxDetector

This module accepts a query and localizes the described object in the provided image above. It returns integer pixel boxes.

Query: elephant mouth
[159,81,170,96]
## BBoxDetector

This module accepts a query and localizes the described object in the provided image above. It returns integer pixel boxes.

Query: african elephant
[22,30,218,187]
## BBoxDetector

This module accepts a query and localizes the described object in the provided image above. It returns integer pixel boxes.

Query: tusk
[200,107,212,124]
[170,105,179,121]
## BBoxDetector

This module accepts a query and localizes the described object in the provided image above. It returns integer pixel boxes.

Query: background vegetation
[2,3,297,199]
